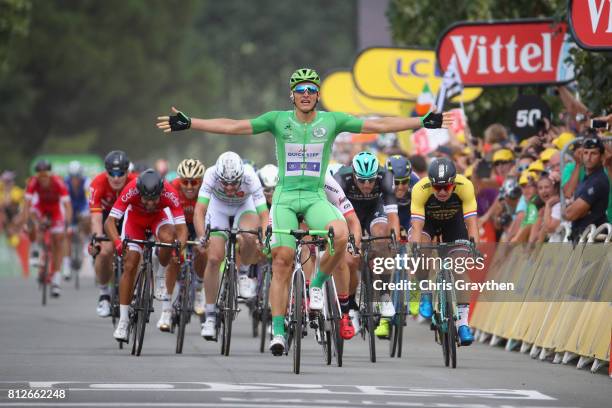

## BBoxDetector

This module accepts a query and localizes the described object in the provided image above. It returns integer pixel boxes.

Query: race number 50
[515,109,542,128]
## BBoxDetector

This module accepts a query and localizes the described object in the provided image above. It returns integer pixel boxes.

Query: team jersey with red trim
[25,175,69,210]
[89,172,137,214]
[171,178,197,224]
[410,174,477,222]
[109,179,185,224]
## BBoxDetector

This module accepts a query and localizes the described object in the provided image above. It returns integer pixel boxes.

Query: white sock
[239,264,249,275]
[99,284,111,297]
[457,304,469,327]
[162,300,172,312]
[62,256,71,270]
[119,304,129,322]
[205,304,216,318]
[195,276,203,291]
[51,272,61,286]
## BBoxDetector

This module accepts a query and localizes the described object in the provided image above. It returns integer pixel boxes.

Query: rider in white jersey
[194,152,269,340]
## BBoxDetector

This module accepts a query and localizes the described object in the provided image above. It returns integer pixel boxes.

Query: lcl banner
[436,20,575,86]
[352,47,482,102]
[569,0,612,51]
[320,71,413,116]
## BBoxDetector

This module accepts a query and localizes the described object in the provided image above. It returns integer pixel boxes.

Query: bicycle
[357,230,396,363]
[411,239,477,368]
[264,225,335,374]
[171,240,200,354]
[202,218,261,356]
[120,232,180,356]
[91,234,124,348]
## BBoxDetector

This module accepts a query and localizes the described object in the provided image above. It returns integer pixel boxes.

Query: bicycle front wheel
[259,264,271,353]
[360,263,376,363]
[221,263,236,357]
[175,284,189,354]
[291,270,304,374]
[135,264,151,356]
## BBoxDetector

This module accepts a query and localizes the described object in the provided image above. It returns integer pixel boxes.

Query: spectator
[510,171,538,242]
[492,148,515,186]
[484,123,508,151]
[564,137,610,240]
[409,154,428,178]
[529,175,558,243]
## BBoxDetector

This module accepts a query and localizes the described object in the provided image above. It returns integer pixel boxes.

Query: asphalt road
[0,270,609,408]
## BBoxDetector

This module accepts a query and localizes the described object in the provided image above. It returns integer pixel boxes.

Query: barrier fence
[471,224,612,377]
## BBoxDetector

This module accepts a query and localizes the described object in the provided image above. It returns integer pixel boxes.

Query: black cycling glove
[169,110,191,131]
[420,112,443,129]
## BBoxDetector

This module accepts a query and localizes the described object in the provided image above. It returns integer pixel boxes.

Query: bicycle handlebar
[202,224,262,247]
[264,225,336,256]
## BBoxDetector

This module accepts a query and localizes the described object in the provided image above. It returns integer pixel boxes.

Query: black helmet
[428,157,456,185]
[136,169,163,199]
[104,150,130,174]
[34,160,52,172]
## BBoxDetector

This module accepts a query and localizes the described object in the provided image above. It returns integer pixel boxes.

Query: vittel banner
[436,20,575,86]
[569,0,612,51]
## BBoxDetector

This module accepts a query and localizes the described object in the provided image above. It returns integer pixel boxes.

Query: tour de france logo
[312,127,327,138]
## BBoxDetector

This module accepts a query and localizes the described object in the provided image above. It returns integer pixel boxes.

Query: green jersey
[250,110,363,192]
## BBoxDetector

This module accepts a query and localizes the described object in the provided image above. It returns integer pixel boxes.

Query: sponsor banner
[569,0,612,51]
[509,94,552,141]
[30,154,104,177]
[436,19,575,86]
[320,71,413,116]
[352,47,483,102]
[470,242,610,362]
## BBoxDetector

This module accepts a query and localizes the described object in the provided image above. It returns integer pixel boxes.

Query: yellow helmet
[177,159,205,179]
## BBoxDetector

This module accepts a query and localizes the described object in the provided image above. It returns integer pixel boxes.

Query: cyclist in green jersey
[157,68,453,355]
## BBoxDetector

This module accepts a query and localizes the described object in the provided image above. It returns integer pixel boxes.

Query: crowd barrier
[470,223,612,377]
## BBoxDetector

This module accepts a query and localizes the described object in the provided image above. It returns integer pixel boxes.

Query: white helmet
[68,160,83,177]
[215,151,244,183]
[177,158,205,179]
[257,164,279,188]
[327,163,342,176]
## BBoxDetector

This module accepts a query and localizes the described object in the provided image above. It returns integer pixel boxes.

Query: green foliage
[387,0,610,135]
[0,0,356,181]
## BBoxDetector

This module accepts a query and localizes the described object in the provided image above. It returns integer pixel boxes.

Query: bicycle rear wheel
[325,280,343,367]
[292,270,304,374]
[221,263,236,357]
[317,311,331,365]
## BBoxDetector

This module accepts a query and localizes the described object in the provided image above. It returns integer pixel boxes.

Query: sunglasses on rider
[356,177,376,184]
[293,84,319,94]
[432,183,455,193]
[181,178,201,187]
[221,179,240,186]
[108,170,126,178]
[394,178,410,186]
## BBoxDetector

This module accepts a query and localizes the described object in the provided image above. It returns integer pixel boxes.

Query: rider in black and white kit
[333,151,400,339]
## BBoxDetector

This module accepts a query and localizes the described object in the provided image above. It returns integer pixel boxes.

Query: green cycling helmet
[352,151,379,179]
[289,68,321,89]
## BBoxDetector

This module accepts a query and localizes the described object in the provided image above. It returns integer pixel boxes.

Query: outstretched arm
[157,107,253,135]
[361,111,453,134]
